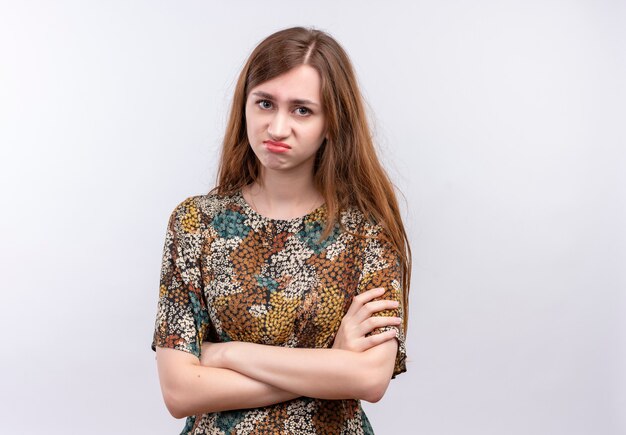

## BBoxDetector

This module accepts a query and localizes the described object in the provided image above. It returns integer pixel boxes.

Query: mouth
[263,140,291,153]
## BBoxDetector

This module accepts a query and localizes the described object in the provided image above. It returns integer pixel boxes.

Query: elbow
[355,335,398,403]
[361,376,391,403]
[356,365,392,403]
[156,347,205,418]
[162,385,190,419]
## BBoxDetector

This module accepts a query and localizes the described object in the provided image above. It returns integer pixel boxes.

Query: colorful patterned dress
[151,190,407,434]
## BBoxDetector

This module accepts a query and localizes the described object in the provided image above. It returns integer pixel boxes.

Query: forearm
[178,366,300,415]
[219,341,395,402]
[156,347,300,418]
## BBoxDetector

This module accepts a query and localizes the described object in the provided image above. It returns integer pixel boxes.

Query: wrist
[227,341,255,373]
[199,341,232,368]
[220,341,237,369]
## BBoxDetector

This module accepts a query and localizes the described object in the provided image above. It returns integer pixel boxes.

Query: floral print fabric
[151,191,407,434]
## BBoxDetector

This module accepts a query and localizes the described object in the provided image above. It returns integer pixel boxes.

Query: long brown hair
[212,27,412,333]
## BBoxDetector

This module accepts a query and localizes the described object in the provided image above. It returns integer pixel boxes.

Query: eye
[295,107,311,116]
[256,100,273,110]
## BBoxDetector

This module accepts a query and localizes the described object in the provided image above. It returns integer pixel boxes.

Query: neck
[245,167,324,219]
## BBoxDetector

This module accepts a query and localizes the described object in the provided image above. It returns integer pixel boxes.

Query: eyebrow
[251,91,320,107]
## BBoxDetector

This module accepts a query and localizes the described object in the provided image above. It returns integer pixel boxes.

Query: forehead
[247,64,322,102]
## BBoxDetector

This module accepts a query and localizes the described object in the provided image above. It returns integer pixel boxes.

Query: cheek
[245,109,258,140]
[307,119,326,142]
[245,111,266,135]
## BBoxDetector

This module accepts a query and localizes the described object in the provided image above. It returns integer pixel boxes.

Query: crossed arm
[155,287,401,419]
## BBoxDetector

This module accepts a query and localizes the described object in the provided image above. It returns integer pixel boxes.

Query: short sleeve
[356,225,407,379]
[151,197,211,358]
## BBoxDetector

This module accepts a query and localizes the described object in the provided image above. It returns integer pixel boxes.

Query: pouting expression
[245,64,326,176]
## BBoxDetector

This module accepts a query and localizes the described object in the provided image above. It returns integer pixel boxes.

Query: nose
[267,110,290,140]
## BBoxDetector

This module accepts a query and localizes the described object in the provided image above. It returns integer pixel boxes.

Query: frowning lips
[263,140,291,149]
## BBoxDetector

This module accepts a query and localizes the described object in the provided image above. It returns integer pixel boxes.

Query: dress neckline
[235,189,326,224]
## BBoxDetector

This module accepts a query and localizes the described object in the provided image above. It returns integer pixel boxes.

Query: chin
[258,154,290,168]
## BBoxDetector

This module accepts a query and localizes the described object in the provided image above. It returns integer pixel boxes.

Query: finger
[361,329,398,351]
[353,299,400,322]
[360,316,402,334]
[347,287,386,315]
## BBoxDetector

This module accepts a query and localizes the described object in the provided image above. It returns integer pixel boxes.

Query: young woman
[151,26,411,434]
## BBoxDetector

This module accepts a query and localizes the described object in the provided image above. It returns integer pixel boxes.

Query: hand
[332,287,402,352]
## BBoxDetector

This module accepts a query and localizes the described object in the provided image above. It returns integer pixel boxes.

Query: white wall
[0,1,624,434]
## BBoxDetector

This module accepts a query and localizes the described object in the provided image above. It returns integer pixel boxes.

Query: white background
[0,1,624,434]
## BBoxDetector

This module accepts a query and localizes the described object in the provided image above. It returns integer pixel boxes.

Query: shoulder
[339,207,399,269]
[338,205,385,238]
[166,192,239,235]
